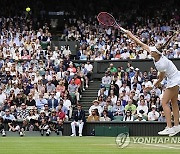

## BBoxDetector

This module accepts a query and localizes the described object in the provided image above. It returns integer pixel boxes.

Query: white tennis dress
[154,55,180,88]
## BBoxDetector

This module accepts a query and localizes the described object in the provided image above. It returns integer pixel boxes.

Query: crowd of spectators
[0,0,180,136]
[87,63,180,122]
[62,1,180,60]
[0,4,94,136]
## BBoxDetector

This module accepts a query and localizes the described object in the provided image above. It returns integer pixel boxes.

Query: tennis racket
[97,12,127,33]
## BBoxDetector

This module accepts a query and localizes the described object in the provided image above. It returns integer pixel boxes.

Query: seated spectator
[39,118,51,136]
[136,99,148,116]
[123,110,134,121]
[125,99,137,115]
[85,61,93,82]
[43,104,51,117]
[80,63,89,88]
[134,114,146,121]
[99,110,111,121]
[3,109,16,123]
[63,94,72,118]
[158,111,166,122]
[98,85,108,97]
[13,93,25,107]
[102,71,111,86]
[26,109,38,131]
[89,100,103,116]
[108,63,117,75]
[48,110,63,135]
[67,63,76,76]
[57,105,66,122]
[97,96,106,107]
[112,100,125,116]
[68,79,80,104]
[16,103,29,122]
[26,93,36,109]
[71,104,85,137]
[148,105,160,121]
[46,80,55,94]
[109,89,118,106]
[87,109,99,122]
[56,80,66,97]
[35,93,48,110]
[48,92,59,110]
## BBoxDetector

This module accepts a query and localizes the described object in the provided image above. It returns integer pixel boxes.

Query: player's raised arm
[125,30,150,53]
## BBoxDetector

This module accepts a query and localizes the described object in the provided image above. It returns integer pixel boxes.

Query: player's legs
[158,86,177,135]
[161,87,177,127]
[170,86,179,126]
[169,86,180,136]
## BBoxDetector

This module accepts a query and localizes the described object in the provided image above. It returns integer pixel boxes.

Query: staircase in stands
[74,80,101,118]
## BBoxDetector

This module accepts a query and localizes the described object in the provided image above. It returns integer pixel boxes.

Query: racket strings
[98,13,115,26]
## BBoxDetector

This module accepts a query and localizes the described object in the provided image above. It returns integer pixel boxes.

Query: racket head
[97,12,116,27]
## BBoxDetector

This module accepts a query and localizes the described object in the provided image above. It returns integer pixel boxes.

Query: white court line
[141,143,180,150]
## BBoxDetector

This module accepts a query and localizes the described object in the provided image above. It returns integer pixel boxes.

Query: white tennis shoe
[158,127,175,135]
[169,125,180,137]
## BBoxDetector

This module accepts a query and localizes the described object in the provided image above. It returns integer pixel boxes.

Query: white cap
[135,68,139,71]
[152,105,156,108]
[130,66,134,69]
[149,46,162,55]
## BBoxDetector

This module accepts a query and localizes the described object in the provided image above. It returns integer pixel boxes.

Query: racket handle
[116,24,127,33]
[120,27,127,33]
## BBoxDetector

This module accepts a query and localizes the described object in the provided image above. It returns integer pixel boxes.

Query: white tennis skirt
[166,71,180,88]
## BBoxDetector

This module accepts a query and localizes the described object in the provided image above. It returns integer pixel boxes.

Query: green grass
[0,137,180,154]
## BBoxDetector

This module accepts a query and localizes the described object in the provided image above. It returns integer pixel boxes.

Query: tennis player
[125,30,180,136]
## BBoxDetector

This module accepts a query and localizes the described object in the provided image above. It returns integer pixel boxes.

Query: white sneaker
[2,130,6,137]
[79,134,82,137]
[158,127,175,135]
[70,134,76,137]
[20,132,24,137]
[169,125,180,137]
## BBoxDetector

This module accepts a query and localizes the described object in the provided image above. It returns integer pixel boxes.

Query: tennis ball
[26,7,31,12]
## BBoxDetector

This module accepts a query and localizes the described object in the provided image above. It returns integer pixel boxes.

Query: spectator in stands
[26,93,36,109]
[123,110,134,121]
[108,63,117,75]
[3,109,16,123]
[148,105,160,121]
[48,92,59,110]
[102,71,111,86]
[99,110,111,121]
[87,109,99,122]
[85,61,93,82]
[71,104,85,137]
[57,105,66,122]
[46,80,56,94]
[89,100,102,116]
[16,103,29,122]
[112,100,125,117]
[125,99,137,115]
[136,99,148,116]
[135,114,146,121]
[35,93,48,110]
[68,78,80,104]
[158,111,166,122]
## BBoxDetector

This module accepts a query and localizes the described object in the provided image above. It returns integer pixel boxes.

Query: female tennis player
[124,30,180,136]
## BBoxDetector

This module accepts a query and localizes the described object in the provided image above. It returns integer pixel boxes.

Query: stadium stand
[0,0,180,137]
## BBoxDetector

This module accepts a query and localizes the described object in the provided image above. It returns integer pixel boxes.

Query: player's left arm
[154,72,165,87]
